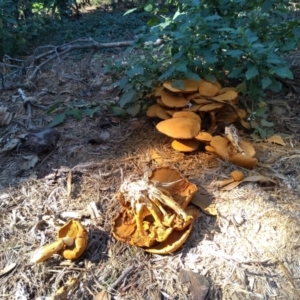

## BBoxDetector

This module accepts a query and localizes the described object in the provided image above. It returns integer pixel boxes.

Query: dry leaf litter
[0,56,300,300]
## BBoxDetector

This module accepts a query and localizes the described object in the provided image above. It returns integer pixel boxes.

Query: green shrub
[116,0,300,111]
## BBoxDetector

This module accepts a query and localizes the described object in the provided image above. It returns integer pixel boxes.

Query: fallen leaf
[21,154,39,170]
[179,269,210,300]
[0,262,17,277]
[0,138,20,154]
[221,175,276,190]
[266,135,286,146]
[191,190,217,216]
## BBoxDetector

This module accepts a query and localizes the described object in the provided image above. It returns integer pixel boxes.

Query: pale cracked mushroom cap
[156,118,200,139]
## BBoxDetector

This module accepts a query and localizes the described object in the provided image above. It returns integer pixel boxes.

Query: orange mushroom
[31,220,88,263]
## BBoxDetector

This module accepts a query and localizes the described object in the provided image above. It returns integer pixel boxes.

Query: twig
[18,88,32,128]
[107,265,135,293]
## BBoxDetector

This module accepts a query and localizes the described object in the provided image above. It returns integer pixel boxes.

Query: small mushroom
[212,170,244,188]
[156,118,200,139]
[171,139,200,152]
[31,220,88,263]
[195,131,213,143]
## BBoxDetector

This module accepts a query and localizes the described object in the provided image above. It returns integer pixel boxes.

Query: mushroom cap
[198,80,220,97]
[145,221,194,254]
[191,97,211,105]
[163,79,200,93]
[182,104,201,112]
[57,220,88,260]
[146,104,159,118]
[160,92,189,108]
[216,87,236,95]
[171,139,200,152]
[199,103,224,112]
[156,118,200,139]
[230,170,244,181]
[156,106,172,120]
[212,90,238,102]
[195,131,213,142]
[172,111,201,123]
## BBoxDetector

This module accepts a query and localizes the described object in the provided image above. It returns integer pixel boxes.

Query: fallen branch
[0,38,163,90]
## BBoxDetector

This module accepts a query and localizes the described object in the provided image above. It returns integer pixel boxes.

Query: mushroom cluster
[112,167,200,254]
[148,78,257,168]
[31,220,88,263]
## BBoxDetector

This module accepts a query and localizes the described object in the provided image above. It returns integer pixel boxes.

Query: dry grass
[1,56,300,300]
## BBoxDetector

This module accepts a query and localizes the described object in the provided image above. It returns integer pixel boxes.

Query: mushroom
[160,91,189,108]
[156,106,172,120]
[198,80,220,97]
[112,167,199,252]
[146,104,160,118]
[212,170,244,188]
[212,90,238,102]
[171,139,200,152]
[156,118,200,139]
[195,131,213,143]
[31,220,88,263]
[209,135,258,169]
[172,111,201,123]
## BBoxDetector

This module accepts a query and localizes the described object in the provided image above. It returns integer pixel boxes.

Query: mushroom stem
[213,178,235,188]
[31,239,64,263]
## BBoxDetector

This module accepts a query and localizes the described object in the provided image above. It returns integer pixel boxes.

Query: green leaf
[262,0,273,13]
[172,80,185,89]
[260,119,274,127]
[274,67,294,79]
[48,113,66,127]
[261,77,272,89]
[84,107,100,117]
[112,106,127,117]
[225,49,244,57]
[119,89,137,108]
[204,15,222,21]
[126,66,144,78]
[47,102,60,114]
[158,67,175,81]
[124,8,137,16]
[66,109,82,120]
[144,4,153,12]
[217,28,236,33]
[235,82,247,95]
[204,74,216,82]
[147,16,160,26]
[245,66,259,80]
[186,71,201,81]
[268,80,282,92]
[255,107,267,117]
[228,67,244,78]
[175,63,187,73]
[126,103,141,117]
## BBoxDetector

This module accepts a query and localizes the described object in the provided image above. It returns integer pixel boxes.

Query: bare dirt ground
[1,53,300,300]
